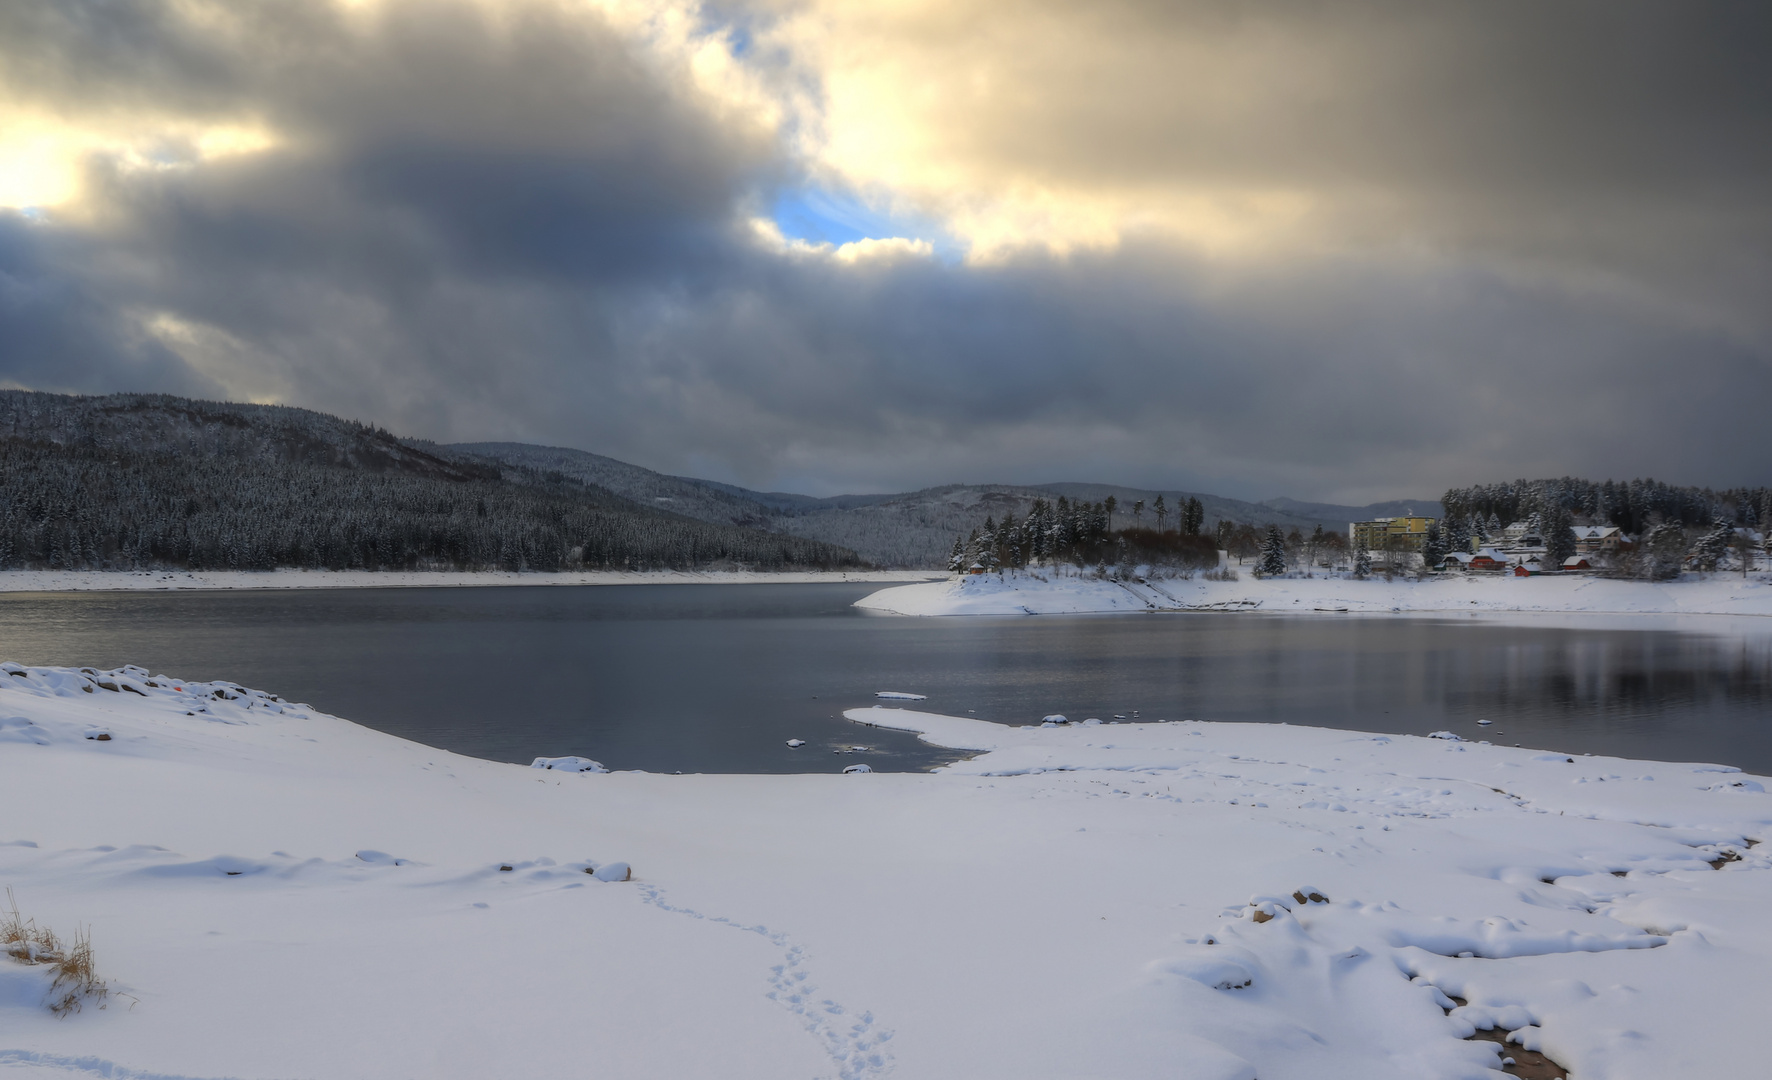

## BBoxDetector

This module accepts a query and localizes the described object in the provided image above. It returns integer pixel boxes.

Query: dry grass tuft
[2,887,109,1016]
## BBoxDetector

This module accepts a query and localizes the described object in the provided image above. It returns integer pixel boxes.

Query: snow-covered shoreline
[856,568,1772,619]
[0,568,942,593]
[2,663,1768,1079]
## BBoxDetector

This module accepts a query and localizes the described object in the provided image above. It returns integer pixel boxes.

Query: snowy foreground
[857,570,1772,619]
[0,569,940,593]
[3,667,1770,1079]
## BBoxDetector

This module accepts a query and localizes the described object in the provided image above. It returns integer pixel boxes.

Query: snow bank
[2,665,1768,1080]
[857,568,1772,619]
[0,569,942,593]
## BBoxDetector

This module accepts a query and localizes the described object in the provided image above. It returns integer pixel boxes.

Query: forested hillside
[1442,477,1770,534]
[0,393,860,572]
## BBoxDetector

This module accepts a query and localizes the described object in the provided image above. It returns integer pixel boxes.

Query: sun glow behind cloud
[0,0,1317,261]
[0,116,281,211]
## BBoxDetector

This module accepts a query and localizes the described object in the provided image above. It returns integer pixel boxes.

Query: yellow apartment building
[1349,515,1437,553]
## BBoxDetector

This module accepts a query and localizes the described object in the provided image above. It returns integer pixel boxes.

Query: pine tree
[1183,496,1204,535]
[1542,504,1577,567]
[1153,495,1168,532]
[948,534,967,574]
[1422,522,1446,568]
[1353,542,1372,580]
[1255,525,1288,577]
[1638,521,1686,580]
[1104,495,1117,531]
[1445,515,1471,555]
[977,517,1000,571]
[1693,518,1732,572]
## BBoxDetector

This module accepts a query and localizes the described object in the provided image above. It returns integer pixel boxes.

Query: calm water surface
[1,583,1769,774]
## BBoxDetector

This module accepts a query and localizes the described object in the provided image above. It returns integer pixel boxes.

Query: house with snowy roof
[1511,554,1551,576]
[1571,525,1622,553]
[1468,549,1508,572]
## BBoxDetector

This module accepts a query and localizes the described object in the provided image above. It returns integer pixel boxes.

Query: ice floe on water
[873,691,926,701]
[530,755,607,773]
[0,665,1768,1079]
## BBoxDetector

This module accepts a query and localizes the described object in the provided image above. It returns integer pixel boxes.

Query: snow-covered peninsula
[856,569,1772,619]
[3,664,1768,1079]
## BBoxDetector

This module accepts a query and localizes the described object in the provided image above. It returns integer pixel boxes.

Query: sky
[1,0,1768,502]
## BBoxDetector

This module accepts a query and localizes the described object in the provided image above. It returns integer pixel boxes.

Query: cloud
[0,0,1767,502]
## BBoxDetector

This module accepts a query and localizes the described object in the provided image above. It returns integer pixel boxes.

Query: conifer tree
[1542,504,1578,567]
[1445,515,1472,555]
[1353,542,1372,579]
[1422,522,1447,568]
[1638,521,1686,580]
[1256,525,1288,577]
[1153,495,1168,532]
[1693,518,1732,572]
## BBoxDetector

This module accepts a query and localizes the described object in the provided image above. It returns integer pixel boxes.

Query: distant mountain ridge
[453,442,1444,568]
[1259,496,1443,524]
[0,393,861,572]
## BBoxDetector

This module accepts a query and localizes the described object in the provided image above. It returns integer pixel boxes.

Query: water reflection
[0,586,1768,774]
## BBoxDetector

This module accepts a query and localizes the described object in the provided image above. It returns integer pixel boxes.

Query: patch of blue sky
[770,185,958,260]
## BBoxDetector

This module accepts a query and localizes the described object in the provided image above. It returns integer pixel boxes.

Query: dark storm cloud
[0,212,214,396]
[1,0,1769,500]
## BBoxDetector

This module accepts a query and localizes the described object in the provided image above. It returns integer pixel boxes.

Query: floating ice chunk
[875,691,927,701]
[1041,714,1069,726]
[786,739,806,748]
[531,756,607,773]
[1477,719,1493,726]
[1427,731,1463,741]
[842,763,873,774]
[1081,717,1104,727]
[592,862,631,882]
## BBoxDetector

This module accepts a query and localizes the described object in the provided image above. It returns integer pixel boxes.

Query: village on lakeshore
[945,481,1770,584]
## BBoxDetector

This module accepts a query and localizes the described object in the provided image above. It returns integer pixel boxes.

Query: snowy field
[0,569,941,593]
[856,569,1772,620]
[2,665,1768,1079]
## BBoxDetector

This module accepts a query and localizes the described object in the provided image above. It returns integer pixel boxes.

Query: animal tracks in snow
[636,884,894,1080]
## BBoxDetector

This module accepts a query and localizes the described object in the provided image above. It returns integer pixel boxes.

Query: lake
[1,583,1769,774]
